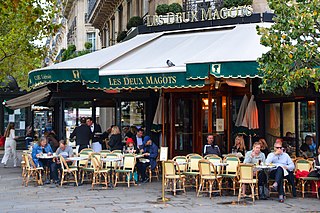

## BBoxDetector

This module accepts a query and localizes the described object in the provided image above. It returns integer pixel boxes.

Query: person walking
[1,122,18,167]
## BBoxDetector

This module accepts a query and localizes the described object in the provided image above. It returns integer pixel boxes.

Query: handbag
[0,136,5,147]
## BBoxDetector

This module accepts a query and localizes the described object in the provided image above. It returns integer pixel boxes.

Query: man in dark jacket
[132,128,144,150]
[203,134,221,157]
[136,136,158,183]
[70,117,92,153]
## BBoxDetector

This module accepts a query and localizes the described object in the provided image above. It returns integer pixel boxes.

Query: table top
[67,156,88,161]
[255,165,276,169]
[101,158,122,162]
[213,162,228,166]
[135,154,145,159]
[38,154,56,159]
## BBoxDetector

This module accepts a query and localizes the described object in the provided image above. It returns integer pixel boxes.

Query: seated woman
[32,137,59,184]
[232,134,246,161]
[243,142,267,199]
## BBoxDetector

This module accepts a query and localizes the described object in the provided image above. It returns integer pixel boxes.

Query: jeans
[136,161,150,181]
[269,167,296,196]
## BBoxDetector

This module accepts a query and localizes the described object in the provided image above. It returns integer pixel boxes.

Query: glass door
[173,97,194,155]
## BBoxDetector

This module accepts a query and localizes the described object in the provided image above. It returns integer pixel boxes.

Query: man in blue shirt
[266,140,296,202]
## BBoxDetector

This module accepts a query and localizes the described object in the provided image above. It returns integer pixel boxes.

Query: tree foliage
[0,0,60,89]
[257,0,320,95]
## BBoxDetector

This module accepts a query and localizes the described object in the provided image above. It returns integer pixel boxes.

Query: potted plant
[126,16,143,30]
[156,4,169,15]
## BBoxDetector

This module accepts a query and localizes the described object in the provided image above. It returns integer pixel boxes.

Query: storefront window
[298,100,316,158]
[121,101,145,128]
[4,108,26,137]
[265,103,280,147]
[33,110,53,139]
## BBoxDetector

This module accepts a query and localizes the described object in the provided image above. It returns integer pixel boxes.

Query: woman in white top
[1,122,18,167]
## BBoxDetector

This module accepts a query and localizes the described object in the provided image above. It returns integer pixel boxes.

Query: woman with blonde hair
[259,138,270,157]
[1,122,18,167]
[232,134,246,158]
[108,126,123,151]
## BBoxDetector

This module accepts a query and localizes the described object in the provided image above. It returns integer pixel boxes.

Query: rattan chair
[91,155,109,189]
[220,155,240,195]
[23,154,43,186]
[60,155,78,186]
[114,154,136,187]
[183,155,203,192]
[295,159,319,198]
[237,163,258,203]
[172,156,188,174]
[164,160,186,196]
[205,154,222,175]
[197,159,222,198]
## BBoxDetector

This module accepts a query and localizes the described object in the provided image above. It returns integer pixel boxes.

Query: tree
[0,0,60,89]
[257,0,320,95]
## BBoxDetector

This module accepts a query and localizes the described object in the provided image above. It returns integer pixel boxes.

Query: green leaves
[0,0,60,90]
[258,0,320,95]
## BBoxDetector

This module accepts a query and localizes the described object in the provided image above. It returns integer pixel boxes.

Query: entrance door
[171,94,200,156]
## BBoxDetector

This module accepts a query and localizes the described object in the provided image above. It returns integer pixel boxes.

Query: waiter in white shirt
[86,117,102,152]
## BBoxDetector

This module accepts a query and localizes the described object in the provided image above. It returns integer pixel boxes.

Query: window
[121,101,145,128]
[87,32,96,51]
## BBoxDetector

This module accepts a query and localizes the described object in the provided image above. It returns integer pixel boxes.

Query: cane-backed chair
[183,155,203,191]
[114,154,136,187]
[100,150,111,158]
[220,155,240,195]
[60,155,78,186]
[197,160,222,198]
[205,154,223,175]
[164,160,186,196]
[91,155,109,189]
[23,154,43,186]
[172,156,188,174]
[295,159,319,198]
[237,163,259,203]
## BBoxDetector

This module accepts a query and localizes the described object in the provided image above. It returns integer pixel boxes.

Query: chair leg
[173,179,177,196]
[209,180,213,199]
[74,171,78,186]
[61,171,65,186]
[302,181,305,198]
[238,183,242,203]
[197,179,203,197]
[251,184,255,203]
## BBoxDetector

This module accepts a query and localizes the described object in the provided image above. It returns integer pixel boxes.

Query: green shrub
[84,42,92,50]
[156,4,169,15]
[223,0,253,8]
[168,3,182,13]
[126,16,143,30]
[117,31,127,43]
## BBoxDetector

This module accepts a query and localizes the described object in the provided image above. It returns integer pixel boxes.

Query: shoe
[44,180,51,184]
[278,195,284,203]
[270,185,278,192]
[13,165,17,168]
[142,178,149,183]
[54,180,60,185]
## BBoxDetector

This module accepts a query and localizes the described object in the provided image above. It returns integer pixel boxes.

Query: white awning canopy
[5,87,51,110]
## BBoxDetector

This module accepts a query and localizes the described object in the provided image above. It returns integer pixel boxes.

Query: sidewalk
[0,151,319,213]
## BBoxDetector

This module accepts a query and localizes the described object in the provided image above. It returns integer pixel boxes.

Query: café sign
[145,5,253,27]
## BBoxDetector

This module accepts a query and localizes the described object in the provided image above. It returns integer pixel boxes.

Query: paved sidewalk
[0,151,319,213]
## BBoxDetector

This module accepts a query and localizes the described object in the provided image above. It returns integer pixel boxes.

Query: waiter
[70,117,92,153]
[86,117,102,152]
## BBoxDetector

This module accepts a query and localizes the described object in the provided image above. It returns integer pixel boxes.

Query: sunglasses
[274,147,282,149]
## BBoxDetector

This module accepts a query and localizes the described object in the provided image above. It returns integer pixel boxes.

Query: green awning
[87,72,205,90]
[186,61,261,79]
[28,69,99,87]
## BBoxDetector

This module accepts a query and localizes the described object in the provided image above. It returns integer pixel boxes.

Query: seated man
[244,142,267,199]
[136,136,158,183]
[266,140,296,202]
[203,134,221,157]
[51,140,74,184]
[32,137,58,184]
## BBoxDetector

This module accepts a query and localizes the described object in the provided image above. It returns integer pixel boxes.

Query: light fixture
[215,81,220,89]
[225,79,246,87]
